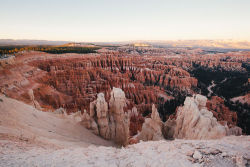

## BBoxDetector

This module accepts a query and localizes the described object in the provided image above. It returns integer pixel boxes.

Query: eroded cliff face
[83,90,242,144]
[28,55,197,115]
[0,52,198,116]
[82,88,164,144]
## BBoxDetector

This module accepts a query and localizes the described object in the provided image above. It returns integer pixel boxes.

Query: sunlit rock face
[91,93,110,139]
[109,87,130,145]
[174,94,227,139]
[82,87,130,146]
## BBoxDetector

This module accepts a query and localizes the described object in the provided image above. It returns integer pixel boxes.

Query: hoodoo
[174,95,227,139]
[81,87,130,145]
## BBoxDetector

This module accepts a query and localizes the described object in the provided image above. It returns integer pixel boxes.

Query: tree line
[0,45,99,55]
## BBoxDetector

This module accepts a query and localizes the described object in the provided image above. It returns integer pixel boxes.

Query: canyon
[1,47,249,133]
[0,45,249,166]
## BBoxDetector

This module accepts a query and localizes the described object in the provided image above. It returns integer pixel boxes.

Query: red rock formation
[1,48,248,139]
[129,107,145,136]
[206,96,237,127]
[1,49,248,131]
[28,55,197,115]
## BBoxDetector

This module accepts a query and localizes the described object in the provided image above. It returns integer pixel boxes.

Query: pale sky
[0,0,250,42]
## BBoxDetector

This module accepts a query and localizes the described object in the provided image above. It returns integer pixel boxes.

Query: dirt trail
[207,80,216,97]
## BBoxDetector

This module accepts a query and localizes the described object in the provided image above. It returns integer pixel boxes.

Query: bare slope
[0,94,114,148]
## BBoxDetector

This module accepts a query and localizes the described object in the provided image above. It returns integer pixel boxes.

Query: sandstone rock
[162,118,176,139]
[81,87,130,146]
[26,55,197,116]
[109,87,130,145]
[81,110,99,135]
[91,120,99,135]
[194,94,207,110]
[88,93,110,139]
[109,87,127,114]
[206,96,237,127]
[137,104,163,141]
[81,110,92,129]
[95,93,110,139]
[174,94,227,139]
[129,107,145,136]
[151,104,162,123]
[70,110,82,122]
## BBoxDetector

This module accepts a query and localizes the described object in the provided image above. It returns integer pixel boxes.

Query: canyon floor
[0,94,249,167]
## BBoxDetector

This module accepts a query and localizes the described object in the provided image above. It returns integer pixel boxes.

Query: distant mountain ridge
[0,39,250,49]
[146,40,250,49]
[0,39,71,46]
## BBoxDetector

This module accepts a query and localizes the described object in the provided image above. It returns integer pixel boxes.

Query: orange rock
[207,96,237,127]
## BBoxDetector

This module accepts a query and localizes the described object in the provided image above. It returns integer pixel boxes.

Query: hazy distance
[1,0,250,42]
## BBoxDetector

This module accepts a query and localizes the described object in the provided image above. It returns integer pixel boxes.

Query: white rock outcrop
[109,87,130,145]
[82,87,130,145]
[174,94,227,139]
[93,93,110,139]
[137,104,164,141]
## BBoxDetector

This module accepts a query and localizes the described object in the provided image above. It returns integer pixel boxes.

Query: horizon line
[1,38,250,43]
